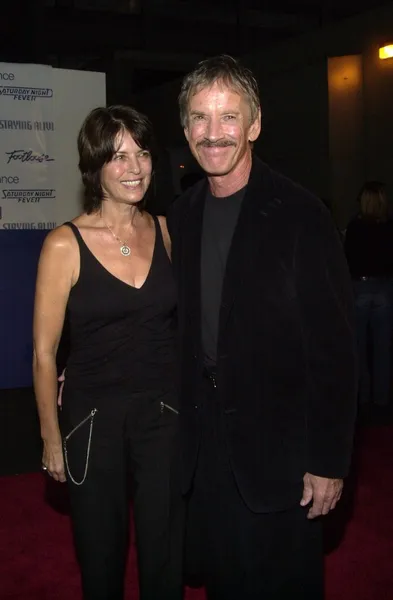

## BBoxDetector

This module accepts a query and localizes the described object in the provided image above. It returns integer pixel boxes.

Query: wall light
[379,45,393,60]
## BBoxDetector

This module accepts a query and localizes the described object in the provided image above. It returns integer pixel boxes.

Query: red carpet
[1,425,392,599]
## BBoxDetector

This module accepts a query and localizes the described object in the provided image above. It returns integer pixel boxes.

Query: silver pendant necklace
[105,222,131,256]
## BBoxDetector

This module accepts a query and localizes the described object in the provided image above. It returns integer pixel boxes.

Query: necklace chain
[104,221,132,257]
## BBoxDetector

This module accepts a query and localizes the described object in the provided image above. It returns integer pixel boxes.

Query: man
[167,55,357,599]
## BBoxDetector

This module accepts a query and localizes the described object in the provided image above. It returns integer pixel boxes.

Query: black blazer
[168,156,357,512]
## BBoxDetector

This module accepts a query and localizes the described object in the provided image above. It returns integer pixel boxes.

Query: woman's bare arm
[33,225,77,481]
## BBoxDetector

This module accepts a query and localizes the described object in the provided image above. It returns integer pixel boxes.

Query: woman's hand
[42,438,66,482]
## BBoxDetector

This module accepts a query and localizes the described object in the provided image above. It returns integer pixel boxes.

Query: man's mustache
[197,140,236,148]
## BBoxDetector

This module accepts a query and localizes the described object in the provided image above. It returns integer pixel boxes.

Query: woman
[345,181,393,409]
[33,106,183,600]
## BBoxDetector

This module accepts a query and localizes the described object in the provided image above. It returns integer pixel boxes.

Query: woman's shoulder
[156,215,171,251]
[156,214,168,230]
[41,222,79,256]
[144,211,168,233]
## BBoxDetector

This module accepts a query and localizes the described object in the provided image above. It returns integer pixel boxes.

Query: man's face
[184,81,261,177]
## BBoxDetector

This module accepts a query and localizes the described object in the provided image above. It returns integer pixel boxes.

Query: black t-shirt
[201,186,246,366]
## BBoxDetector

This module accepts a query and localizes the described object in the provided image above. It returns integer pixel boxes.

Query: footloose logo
[2,189,56,202]
[5,150,55,165]
[0,86,53,102]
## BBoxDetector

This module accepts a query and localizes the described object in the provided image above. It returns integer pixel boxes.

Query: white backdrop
[0,63,106,231]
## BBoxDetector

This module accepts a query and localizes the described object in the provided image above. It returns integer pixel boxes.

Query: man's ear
[184,126,190,142]
[248,108,261,143]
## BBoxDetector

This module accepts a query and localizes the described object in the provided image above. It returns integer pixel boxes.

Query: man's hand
[300,473,343,519]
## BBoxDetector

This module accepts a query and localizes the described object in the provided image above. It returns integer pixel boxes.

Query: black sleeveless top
[64,215,177,393]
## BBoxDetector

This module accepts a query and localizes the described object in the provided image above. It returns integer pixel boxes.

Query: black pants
[185,376,324,600]
[61,385,184,600]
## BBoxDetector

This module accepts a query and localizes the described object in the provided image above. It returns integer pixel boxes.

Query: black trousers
[61,385,184,600]
[185,375,324,600]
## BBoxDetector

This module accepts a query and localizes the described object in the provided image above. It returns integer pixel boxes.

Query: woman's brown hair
[78,105,157,214]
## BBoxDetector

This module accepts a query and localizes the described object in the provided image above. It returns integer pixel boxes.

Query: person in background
[345,181,393,411]
[168,54,357,600]
[33,105,183,600]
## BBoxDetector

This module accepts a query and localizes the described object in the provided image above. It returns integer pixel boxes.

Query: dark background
[1,0,391,99]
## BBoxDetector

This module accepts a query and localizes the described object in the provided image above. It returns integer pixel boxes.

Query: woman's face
[100,130,152,206]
